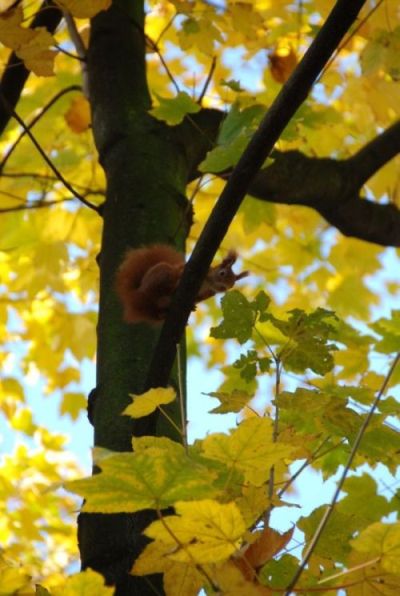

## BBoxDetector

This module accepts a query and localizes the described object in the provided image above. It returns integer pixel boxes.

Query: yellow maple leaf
[123,387,176,418]
[54,0,112,19]
[16,28,56,76]
[133,541,204,596]
[52,568,114,596]
[351,522,400,575]
[132,539,172,575]
[202,417,294,486]
[343,550,400,596]
[145,499,246,564]
[0,6,35,49]
[66,440,217,513]
[163,561,204,596]
[212,561,272,595]
[0,561,33,595]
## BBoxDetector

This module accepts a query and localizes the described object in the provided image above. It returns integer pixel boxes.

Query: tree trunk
[77,2,189,592]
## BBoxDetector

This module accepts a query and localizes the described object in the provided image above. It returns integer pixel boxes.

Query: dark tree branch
[144,0,368,404]
[319,195,400,246]
[179,110,400,246]
[347,120,400,188]
[0,0,63,135]
[176,107,223,177]
[247,132,400,246]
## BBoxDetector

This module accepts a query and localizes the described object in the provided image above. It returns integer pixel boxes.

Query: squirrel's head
[210,251,249,292]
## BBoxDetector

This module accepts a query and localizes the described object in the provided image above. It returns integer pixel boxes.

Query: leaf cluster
[66,300,400,595]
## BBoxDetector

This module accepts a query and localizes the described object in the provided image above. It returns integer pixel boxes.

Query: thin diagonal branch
[0,95,100,213]
[145,35,180,93]
[284,352,400,595]
[198,56,216,103]
[0,198,73,213]
[63,12,89,97]
[1,171,105,196]
[319,0,384,81]
[0,85,82,173]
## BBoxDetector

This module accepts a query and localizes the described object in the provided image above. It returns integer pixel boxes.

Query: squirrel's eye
[219,270,226,277]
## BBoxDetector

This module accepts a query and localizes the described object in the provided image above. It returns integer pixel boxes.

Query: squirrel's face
[213,266,236,291]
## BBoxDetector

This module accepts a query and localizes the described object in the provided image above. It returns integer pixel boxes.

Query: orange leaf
[65,96,91,133]
[269,46,298,83]
[235,527,294,580]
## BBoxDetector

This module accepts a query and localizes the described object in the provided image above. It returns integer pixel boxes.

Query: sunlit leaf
[351,522,400,574]
[54,0,112,18]
[145,499,246,563]
[202,417,294,486]
[206,389,252,414]
[66,438,217,512]
[150,92,201,125]
[123,387,176,418]
[52,568,114,595]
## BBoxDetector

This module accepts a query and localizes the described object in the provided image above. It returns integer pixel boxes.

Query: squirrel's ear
[220,250,238,266]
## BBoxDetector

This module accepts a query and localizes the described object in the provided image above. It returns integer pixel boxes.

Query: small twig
[146,35,180,93]
[198,56,217,103]
[284,351,400,595]
[172,175,204,240]
[296,1,304,51]
[0,85,82,173]
[317,556,381,585]
[176,343,188,452]
[0,94,100,213]
[0,197,73,213]
[63,11,89,97]
[319,0,384,81]
[271,575,384,592]
[156,508,218,591]
[277,437,334,499]
[1,172,105,195]
[157,405,183,438]
[53,44,84,61]
[155,14,177,45]
[265,358,282,526]
[255,437,343,532]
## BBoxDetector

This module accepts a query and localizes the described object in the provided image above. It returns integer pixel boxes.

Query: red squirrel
[115,244,248,324]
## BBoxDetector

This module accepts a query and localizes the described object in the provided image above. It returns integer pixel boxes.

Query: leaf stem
[176,343,188,452]
[155,508,218,590]
[265,359,281,526]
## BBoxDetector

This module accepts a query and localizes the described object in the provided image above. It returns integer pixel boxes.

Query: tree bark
[78,2,191,593]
